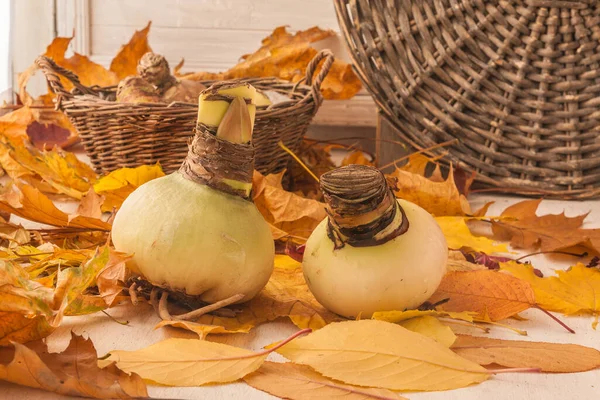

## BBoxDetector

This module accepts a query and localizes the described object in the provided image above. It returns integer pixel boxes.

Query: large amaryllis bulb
[302,165,447,318]
[111,83,274,303]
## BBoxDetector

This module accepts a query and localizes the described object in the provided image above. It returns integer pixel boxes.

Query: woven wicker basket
[335,0,600,198]
[36,50,334,175]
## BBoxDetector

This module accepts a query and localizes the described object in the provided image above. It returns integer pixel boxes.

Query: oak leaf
[180,26,362,100]
[253,171,326,241]
[427,270,536,321]
[435,216,507,254]
[196,256,342,332]
[491,199,600,253]
[451,335,600,372]
[93,164,165,212]
[388,165,471,216]
[0,332,147,398]
[501,263,600,328]
[244,361,407,400]
[110,22,153,80]
[276,319,489,391]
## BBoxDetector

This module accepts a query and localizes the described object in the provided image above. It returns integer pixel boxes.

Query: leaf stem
[534,305,575,334]
[515,251,588,261]
[278,140,319,183]
[487,367,542,374]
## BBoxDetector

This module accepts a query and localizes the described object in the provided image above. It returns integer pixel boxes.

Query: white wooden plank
[313,95,378,127]
[55,0,91,54]
[90,0,340,31]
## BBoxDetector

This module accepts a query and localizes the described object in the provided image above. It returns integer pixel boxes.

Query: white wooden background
[11,0,378,130]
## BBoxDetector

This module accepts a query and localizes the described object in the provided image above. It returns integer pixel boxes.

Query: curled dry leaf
[447,250,487,272]
[93,164,165,212]
[195,256,343,332]
[502,262,600,328]
[452,335,600,373]
[435,216,507,254]
[276,319,489,391]
[253,172,326,241]
[154,320,244,339]
[244,361,407,400]
[388,165,471,216]
[0,332,147,398]
[491,199,600,253]
[427,270,536,321]
[103,329,310,386]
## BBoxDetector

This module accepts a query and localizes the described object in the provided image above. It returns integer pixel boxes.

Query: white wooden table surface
[2,188,599,400]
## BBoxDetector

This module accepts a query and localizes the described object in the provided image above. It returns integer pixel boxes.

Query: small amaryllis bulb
[302,165,448,318]
[112,82,274,304]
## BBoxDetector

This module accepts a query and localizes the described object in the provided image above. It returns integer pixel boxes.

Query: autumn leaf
[94,164,165,211]
[96,250,131,307]
[253,171,326,241]
[341,150,374,167]
[388,165,471,216]
[180,26,362,100]
[502,262,600,327]
[372,309,477,323]
[103,329,309,386]
[244,361,407,400]
[0,312,53,346]
[196,256,343,332]
[276,319,489,391]
[75,188,105,220]
[154,320,244,339]
[451,335,600,373]
[491,199,600,253]
[446,250,487,272]
[0,332,147,398]
[0,183,110,230]
[110,22,152,80]
[436,216,507,254]
[427,270,536,321]
[399,316,457,347]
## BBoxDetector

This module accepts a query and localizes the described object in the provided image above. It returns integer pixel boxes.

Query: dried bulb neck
[138,53,176,90]
[179,124,254,200]
[320,165,408,249]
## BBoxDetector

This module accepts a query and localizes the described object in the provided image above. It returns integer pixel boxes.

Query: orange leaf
[110,22,153,80]
[491,199,600,253]
[0,332,147,398]
[0,312,54,346]
[428,270,536,321]
[341,150,374,167]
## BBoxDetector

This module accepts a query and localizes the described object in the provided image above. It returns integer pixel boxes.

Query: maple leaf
[501,262,600,328]
[253,171,326,241]
[427,270,536,321]
[0,332,147,398]
[109,22,153,80]
[179,26,362,100]
[435,216,507,254]
[276,319,489,391]
[452,335,600,373]
[388,165,471,216]
[491,199,600,253]
[244,361,407,400]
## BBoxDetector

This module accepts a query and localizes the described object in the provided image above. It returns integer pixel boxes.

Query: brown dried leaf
[388,166,471,216]
[0,332,147,398]
[75,188,105,220]
[244,361,407,400]
[253,171,326,241]
[181,26,362,100]
[110,22,153,80]
[341,150,374,167]
[427,270,536,321]
[492,199,600,253]
[452,335,600,372]
[96,250,131,307]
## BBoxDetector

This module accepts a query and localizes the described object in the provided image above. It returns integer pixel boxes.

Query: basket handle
[300,49,335,107]
[35,56,97,109]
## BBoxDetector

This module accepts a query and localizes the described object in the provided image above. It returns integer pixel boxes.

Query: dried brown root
[128,282,139,306]
[156,290,244,322]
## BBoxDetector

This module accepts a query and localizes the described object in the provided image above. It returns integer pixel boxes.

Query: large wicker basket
[335,0,600,198]
[36,50,334,175]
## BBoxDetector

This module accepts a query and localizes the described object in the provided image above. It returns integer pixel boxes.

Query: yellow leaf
[427,270,536,321]
[452,335,600,372]
[276,320,489,391]
[253,171,326,241]
[372,309,476,323]
[110,22,153,80]
[0,332,148,398]
[388,166,471,216]
[197,255,343,331]
[106,338,269,386]
[154,320,244,339]
[341,151,374,167]
[0,184,111,230]
[502,262,600,327]
[94,164,165,211]
[436,216,507,253]
[447,249,487,272]
[0,312,54,346]
[244,361,407,400]
[399,316,457,347]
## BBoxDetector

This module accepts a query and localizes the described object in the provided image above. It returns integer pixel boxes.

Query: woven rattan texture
[335,0,600,198]
[36,51,334,175]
